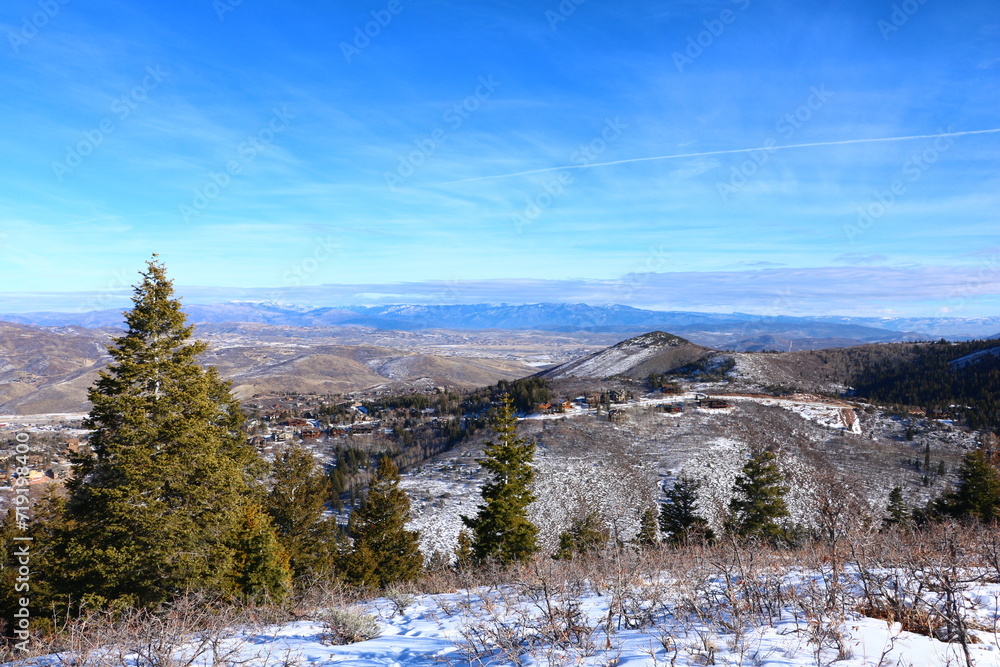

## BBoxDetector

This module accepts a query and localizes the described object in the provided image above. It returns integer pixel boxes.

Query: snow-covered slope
[948,345,1000,369]
[539,331,710,379]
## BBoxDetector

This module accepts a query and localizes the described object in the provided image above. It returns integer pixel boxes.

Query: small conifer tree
[454,529,475,569]
[462,394,539,566]
[232,502,292,601]
[635,507,660,549]
[659,475,714,545]
[726,449,790,543]
[345,456,423,587]
[553,513,608,560]
[1,490,66,634]
[266,445,340,580]
[883,486,911,529]
[936,448,1000,523]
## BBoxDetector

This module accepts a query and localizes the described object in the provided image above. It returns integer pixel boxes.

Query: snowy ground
[402,458,483,560]
[717,394,862,434]
[14,568,1000,667]
[400,391,979,561]
[520,390,862,435]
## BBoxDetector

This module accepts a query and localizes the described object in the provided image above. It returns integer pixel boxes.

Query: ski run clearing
[12,567,1000,667]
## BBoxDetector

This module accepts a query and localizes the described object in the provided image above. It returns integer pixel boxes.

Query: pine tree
[553,531,576,561]
[51,257,276,607]
[936,448,1000,523]
[0,508,28,636]
[345,456,422,587]
[726,449,790,543]
[329,467,347,511]
[454,529,475,569]
[883,486,911,529]
[1,490,66,636]
[266,445,340,580]
[231,502,292,601]
[659,475,714,545]
[635,507,660,549]
[553,513,609,560]
[462,394,539,566]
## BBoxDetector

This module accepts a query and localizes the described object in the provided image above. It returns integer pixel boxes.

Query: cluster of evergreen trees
[660,445,1000,547]
[487,377,552,414]
[658,450,791,546]
[340,377,553,478]
[884,445,1000,527]
[0,259,553,640]
[0,260,427,634]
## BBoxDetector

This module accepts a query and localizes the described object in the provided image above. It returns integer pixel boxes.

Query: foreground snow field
[13,562,1000,667]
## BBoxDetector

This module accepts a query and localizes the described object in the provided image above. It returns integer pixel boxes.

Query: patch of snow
[949,346,1000,369]
[22,573,1000,667]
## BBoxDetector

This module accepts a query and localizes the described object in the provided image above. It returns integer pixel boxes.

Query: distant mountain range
[2,302,999,344]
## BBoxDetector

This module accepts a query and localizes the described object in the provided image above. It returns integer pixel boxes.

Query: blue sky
[0,0,998,316]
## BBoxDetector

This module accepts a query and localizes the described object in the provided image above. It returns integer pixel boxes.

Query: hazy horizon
[2,276,1000,323]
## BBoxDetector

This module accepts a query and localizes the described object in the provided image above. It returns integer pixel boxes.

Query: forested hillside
[728,340,1000,433]
[849,339,1000,431]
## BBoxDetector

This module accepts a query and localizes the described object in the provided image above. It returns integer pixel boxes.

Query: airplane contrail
[437,128,1000,186]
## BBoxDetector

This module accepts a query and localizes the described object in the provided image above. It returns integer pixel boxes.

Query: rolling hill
[538,331,712,379]
[0,322,540,415]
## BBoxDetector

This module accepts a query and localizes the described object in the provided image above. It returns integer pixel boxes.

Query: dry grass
[4,523,999,667]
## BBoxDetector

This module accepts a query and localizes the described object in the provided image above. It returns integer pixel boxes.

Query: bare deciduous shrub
[848,522,997,667]
[319,606,381,645]
[448,590,536,667]
[289,576,368,619]
[10,593,276,667]
[981,529,1000,583]
[379,583,417,618]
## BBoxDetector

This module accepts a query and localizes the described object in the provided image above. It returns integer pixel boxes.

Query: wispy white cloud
[439,129,1000,185]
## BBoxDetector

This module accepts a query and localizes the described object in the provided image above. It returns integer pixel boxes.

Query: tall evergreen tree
[935,448,1000,523]
[52,257,279,607]
[659,475,714,545]
[462,394,539,566]
[726,449,790,543]
[454,529,475,569]
[345,456,422,587]
[266,445,341,580]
